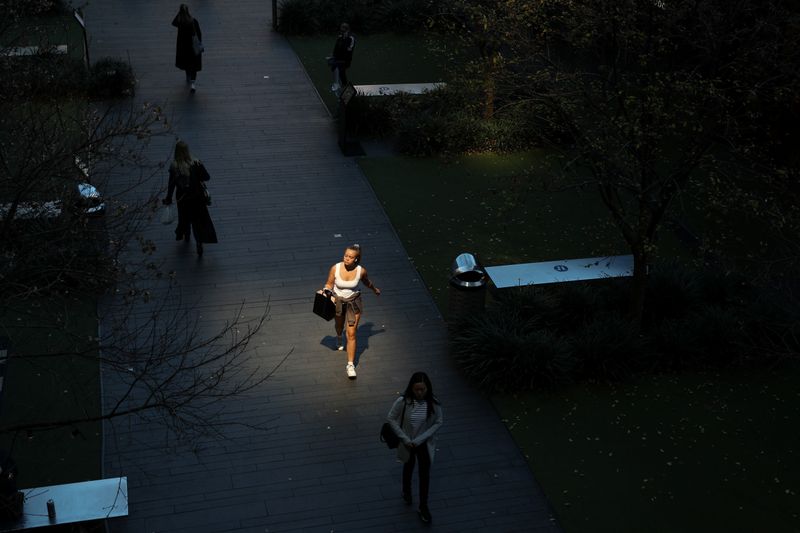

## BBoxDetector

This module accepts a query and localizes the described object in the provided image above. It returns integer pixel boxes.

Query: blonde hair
[172,140,193,176]
[347,243,361,263]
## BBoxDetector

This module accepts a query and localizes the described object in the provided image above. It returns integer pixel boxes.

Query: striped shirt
[409,400,428,437]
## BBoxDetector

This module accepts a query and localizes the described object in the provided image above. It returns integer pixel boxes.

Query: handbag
[160,204,176,225]
[192,34,204,55]
[192,162,212,205]
[313,291,335,321]
[380,401,406,449]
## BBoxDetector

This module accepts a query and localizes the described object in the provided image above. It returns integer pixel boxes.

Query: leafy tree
[442,0,800,323]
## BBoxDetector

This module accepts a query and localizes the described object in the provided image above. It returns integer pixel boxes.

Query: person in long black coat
[163,141,218,257]
[172,4,202,93]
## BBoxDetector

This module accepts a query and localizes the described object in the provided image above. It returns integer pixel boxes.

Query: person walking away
[172,3,203,93]
[386,372,444,524]
[320,244,380,378]
[328,22,355,93]
[163,140,218,256]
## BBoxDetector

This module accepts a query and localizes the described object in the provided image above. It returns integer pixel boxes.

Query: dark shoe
[175,233,183,241]
[418,506,432,524]
[196,242,203,256]
[402,492,412,505]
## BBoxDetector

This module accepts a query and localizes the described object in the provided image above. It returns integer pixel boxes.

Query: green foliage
[0,55,87,99]
[450,264,800,391]
[395,111,480,156]
[451,309,575,392]
[88,57,135,100]
[277,0,319,35]
[346,82,542,155]
[278,0,440,35]
[571,315,647,381]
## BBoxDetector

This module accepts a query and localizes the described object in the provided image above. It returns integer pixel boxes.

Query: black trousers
[402,444,431,506]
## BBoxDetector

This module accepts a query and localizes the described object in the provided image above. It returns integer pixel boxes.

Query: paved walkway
[87,1,559,531]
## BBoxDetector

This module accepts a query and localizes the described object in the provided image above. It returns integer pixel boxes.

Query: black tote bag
[313,292,335,321]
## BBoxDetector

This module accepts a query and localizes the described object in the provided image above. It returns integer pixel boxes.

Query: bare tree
[0,0,284,452]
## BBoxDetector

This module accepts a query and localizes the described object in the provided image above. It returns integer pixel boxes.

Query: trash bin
[448,253,487,325]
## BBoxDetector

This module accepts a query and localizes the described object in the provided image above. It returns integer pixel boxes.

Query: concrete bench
[354,82,445,96]
[485,255,634,288]
[1,477,128,531]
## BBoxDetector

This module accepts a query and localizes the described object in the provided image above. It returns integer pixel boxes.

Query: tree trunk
[484,74,495,119]
[629,244,648,328]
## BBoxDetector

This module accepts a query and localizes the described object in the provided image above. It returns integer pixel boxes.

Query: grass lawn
[493,369,800,533]
[288,33,451,114]
[290,28,798,531]
[359,153,630,311]
[359,152,800,532]
[0,295,101,488]
[1,12,87,63]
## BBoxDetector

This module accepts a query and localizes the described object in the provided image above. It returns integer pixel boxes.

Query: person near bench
[327,22,355,93]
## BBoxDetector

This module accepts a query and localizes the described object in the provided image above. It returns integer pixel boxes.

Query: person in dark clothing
[328,22,355,92]
[172,4,203,93]
[163,141,218,257]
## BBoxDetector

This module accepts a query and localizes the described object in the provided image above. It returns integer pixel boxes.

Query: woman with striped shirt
[386,372,444,524]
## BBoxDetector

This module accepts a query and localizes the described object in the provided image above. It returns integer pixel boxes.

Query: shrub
[0,55,87,99]
[492,286,559,326]
[545,284,601,332]
[648,318,706,371]
[643,262,701,323]
[451,310,575,392]
[688,305,749,366]
[89,57,135,99]
[450,262,800,390]
[648,305,748,370]
[277,0,319,35]
[740,281,800,361]
[278,0,440,35]
[571,315,648,381]
[346,95,396,138]
[395,111,482,155]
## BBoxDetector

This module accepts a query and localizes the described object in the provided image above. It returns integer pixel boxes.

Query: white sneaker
[331,83,341,93]
[346,363,357,379]
[190,82,196,93]
[337,335,344,351]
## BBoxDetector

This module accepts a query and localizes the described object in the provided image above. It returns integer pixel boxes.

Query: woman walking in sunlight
[320,244,380,379]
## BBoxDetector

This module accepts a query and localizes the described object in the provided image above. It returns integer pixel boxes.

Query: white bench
[485,255,634,288]
[354,82,445,96]
[2,477,128,531]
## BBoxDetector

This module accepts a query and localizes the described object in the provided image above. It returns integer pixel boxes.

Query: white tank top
[334,262,362,298]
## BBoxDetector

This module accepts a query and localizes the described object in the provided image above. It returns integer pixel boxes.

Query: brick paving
[87,1,560,531]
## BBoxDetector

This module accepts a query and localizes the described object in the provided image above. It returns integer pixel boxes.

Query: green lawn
[359,152,799,532]
[494,369,800,533]
[293,29,799,532]
[288,33,451,114]
[0,295,101,488]
[1,12,87,63]
[359,153,629,310]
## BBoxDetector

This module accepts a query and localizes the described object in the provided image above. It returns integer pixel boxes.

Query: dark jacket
[166,161,217,243]
[172,16,202,72]
[332,33,355,68]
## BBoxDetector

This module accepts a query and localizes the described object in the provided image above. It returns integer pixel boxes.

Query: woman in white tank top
[320,244,381,379]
